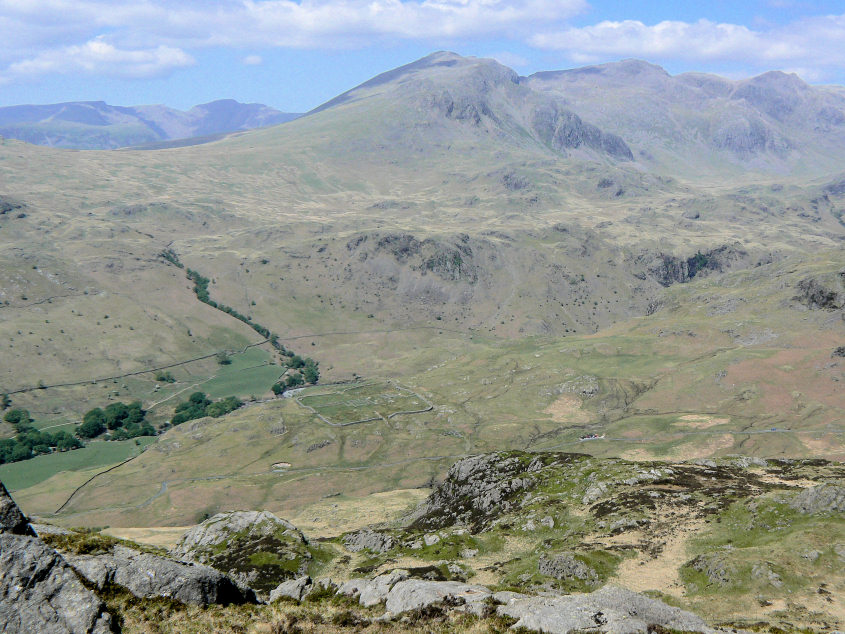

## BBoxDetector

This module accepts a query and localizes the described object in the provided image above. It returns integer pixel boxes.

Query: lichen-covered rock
[0,533,114,634]
[687,553,734,586]
[65,545,254,605]
[497,585,714,633]
[343,529,395,553]
[270,576,312,602]
[171,510,313,594]
[340,569,410,607]
[538,553,599,584]
[0,481,35,536]
[751,562,783,588]
[383,579,492,616]
[789,484,845,514]
[406,452,586,531]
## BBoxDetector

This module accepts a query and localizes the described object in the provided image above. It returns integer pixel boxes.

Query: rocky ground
[1,451,843,633]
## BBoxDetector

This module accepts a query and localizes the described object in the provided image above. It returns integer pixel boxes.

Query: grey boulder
[538,552,599,584]
[270,576,312,602]
[497,585,714,634]
[0,481,35,536]
[790,484,845,514]
[343,528,395,553]
[340,569,410,607]
[384,579,492,616]
[0,533,113,634]
[65,544,254,605]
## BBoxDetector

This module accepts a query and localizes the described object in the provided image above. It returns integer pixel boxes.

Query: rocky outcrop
[538,553,599,585]
[343,528,395,553]
[340,569,410,607]
[65,545,254,605]
[0,534,114,634]
[406,452,586,531]
[531,103,633,160]
[795,277,844,310]
[638,243,750,287]
[497,585,714,633]
[0,482,113,634]
[171,510,313,594]
[790,484,845,514]
[337,571,715,631]
[687,553,734,586]
[339,571,491,616]
[269,576,312,602]
[0,481,35,536]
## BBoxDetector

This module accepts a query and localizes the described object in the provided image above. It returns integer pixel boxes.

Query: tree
[1,394,10,410]
[103,402,129,430]
[4,408,31,427]
[77,417,105,439]
[289,355,305,369]
[215,351,231,365]
[285,373,304,388]
[303,359,320,384]
[271,382,285,396]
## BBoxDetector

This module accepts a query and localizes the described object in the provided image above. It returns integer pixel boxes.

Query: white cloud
[0,2,843,84]
[0,39,194,83]
[530,15,845,76]
[243,54,263,65]
[0,0,587,82]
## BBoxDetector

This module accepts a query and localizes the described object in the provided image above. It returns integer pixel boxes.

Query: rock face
[497,585,714,634]
[270,576,313,603]
[339,571,492,616]
[790,484,845,514]
[384,579,492,616]
[538,553,599,585]
[65,545,254,605]
[0,482,114,634]
[406,452,586,531]
[0,481,35,536]
[343,528,395,553]
[795,277,844,310]
[687,553,734,586]
[171,510,313,594]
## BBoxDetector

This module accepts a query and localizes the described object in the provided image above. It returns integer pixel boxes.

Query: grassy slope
[12,250,838,529]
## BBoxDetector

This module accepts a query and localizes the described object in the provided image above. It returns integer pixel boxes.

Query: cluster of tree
[0,408,82,464]
[271,355,319,395]
[160,252,321,387]
[78,401,155,440]
[171,392,243,426]
[154,370,176,383]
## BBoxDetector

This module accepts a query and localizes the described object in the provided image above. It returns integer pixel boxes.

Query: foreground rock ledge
[336,569,718,633]
[0,482,114,634]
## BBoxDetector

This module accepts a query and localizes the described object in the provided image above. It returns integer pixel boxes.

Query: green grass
[0,437,155,491]
[199,347,283,399]
[298,382,430,424]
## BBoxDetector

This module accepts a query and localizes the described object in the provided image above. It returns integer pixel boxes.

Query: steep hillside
[526,59,845,177]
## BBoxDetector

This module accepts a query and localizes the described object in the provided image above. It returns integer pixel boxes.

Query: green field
[0,437,156,491]
[195,347,283,399]
[297,381,431,425]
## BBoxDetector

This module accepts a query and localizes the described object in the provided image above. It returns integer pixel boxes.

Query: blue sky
[0,1,843,112]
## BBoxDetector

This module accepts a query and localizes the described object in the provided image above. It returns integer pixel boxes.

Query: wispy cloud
[530,15,845,76]
[242,54,263,66]
[0,2,843,85]
[0,38,194,84]
[0,0,586,82]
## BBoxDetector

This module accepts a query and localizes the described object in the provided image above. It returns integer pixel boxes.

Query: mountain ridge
[0,99,300,150]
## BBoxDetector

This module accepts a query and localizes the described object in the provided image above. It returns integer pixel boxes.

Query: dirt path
[611,518,706,597]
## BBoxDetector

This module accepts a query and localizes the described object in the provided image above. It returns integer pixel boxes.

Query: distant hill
[0,99,300,150]
[525,59,845,176]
